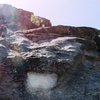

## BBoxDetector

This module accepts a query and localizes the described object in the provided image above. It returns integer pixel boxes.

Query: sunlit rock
[0,4,51,31]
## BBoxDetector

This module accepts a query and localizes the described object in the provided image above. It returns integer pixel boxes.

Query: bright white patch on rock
[26,72,57,92]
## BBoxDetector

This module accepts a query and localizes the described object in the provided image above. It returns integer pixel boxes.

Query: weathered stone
[22,37,83,75]
[19,25,97,40]
[3,33,84,100]
[0,44,8,63]
[0,4,100,100]
[1,28,100,100]
[0,4,51,31]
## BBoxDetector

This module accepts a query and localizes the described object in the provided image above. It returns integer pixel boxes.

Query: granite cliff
[0,4,100,100]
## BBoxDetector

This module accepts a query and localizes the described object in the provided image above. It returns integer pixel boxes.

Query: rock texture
[0,4,100,100]
[0,4,51,31]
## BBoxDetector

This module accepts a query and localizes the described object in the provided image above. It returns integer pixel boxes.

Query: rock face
[0,5,100,100]
[0,4,51,31]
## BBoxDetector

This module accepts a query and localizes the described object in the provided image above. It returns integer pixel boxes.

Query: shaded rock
[6,34,33,53]
[0,37,8,46]
[95,31,100,51]
[0,44,8,63]
[3,34,84,100]
[0,64,5,80]
[0,28,100,100]
[22,37,83,75]
[0,25,100,100]
[0,64,20,100]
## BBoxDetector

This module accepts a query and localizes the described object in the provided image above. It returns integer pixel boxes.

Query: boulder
[0,4,51,31]
[0,4,100,100]
[0,27,100,99]
[3,35,84,99]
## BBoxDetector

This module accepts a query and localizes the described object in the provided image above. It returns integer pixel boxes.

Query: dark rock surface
[0,4,100,100]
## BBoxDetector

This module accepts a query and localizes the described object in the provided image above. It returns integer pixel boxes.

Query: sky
[0,0,100,29]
